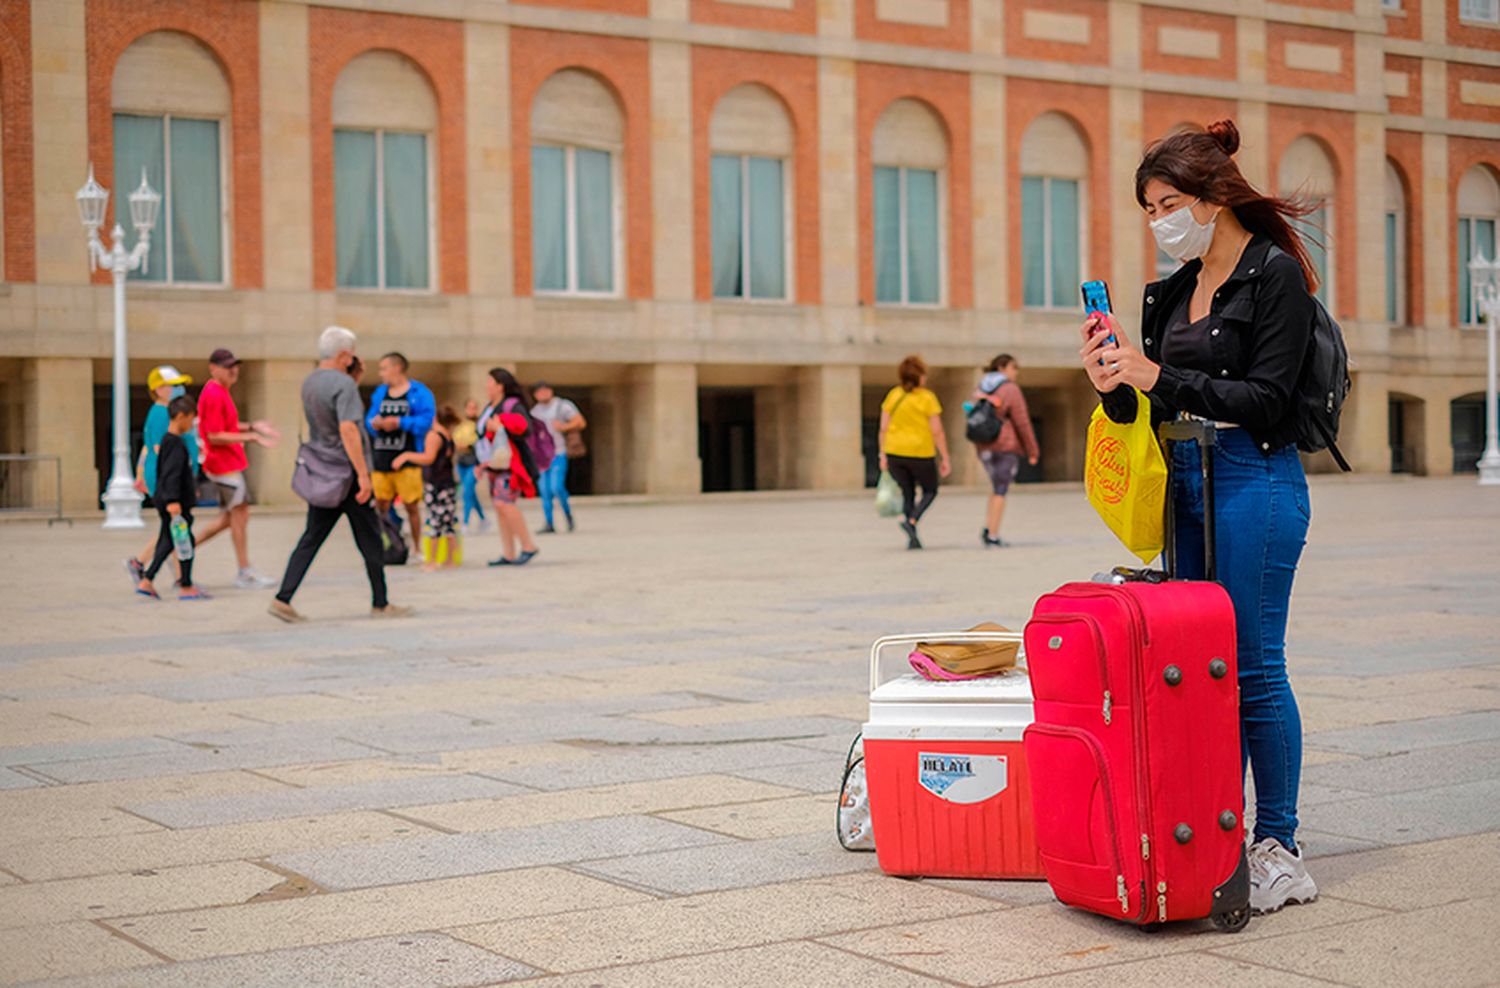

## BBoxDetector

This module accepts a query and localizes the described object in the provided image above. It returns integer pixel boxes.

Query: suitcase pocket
[1026,614,1114,726]
[1024,723,1135,917]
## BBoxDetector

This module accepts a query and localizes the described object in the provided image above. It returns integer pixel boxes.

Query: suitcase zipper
[1157,881,1168,923]
[1028,724,1133,917]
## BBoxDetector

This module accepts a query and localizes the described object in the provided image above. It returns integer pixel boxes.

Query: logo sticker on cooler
[918,753,1009,804]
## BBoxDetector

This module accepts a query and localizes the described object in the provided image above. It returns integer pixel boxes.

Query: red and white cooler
[862,630,1045,880]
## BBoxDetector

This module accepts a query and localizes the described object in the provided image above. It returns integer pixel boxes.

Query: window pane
[168,118,222,284]
[1302,208,1329,306]
[1473,219,1498,325]
[382,132,429,289]
[1048,178,1079,309]
[531,146,567,292]
[1385,211,1398,325]
[747,157,786,300]
[711,156,743,298]
[1021,176,1045,307]
[1460,219,1473,325]
[333,129,378,288]
[873,166,901,304]
[905,168,940,305]
[574,148,614,293]
[113,114,166,282]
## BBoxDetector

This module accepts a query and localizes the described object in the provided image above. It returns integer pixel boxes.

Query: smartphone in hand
[1081,279,1116,363]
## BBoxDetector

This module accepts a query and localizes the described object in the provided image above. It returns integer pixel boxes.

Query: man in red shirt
[196,349,279,589]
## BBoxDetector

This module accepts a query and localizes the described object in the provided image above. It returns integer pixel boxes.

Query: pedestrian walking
[136,394,207,601]
[455,398,487,533]
[126,365,199,586]
[1082,119,1321,913]
[970,354,1040,547]
[393,405,462,570]
[195,348,279,589]
[366,353,435,556]
[476,368,540,567]
[878,355,950,550]
[269,326,411,623]
[529,382,586,534]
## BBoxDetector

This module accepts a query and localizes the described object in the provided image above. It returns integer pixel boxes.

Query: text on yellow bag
[1084,390,1167,564]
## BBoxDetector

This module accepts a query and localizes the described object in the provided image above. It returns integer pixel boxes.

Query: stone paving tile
[25,737,379,784]
[1300,778,1500,845]
[1210,898,1500,988]
[1294,829,1388,860]
[0,809,163,847]
[1308,832,1500,911]
[21,933,539,988]
[1303,711,1500,758]
[920,877,1059,908]
[1303,738,1500,795]
[0,861,282,930]
[111,868,651,962]
[271,815,731,891]
[0,770,43,790]
[250,744,593,788]
[451,872,997,973]
[655,793,829,839]
[0,739,181,770]
[818,896,1385,986]
[630,693,867,728]
[478,741,829,792]
[0,921,160,985]
[0,811,432,883]
[576,832,878,894]
[1296,689,1500,734]
[506,941,951,988]
[984,953,1338,988]
[727,760,842,793]
[125,774,530,829]
[398,775,800,833]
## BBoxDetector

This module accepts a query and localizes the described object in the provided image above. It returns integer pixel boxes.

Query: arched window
[1278,136,1336,307]
[531,70,622,296]
[873,99,946,306]
[1020,113,1086,310]
[710,85,792,302]
[332,51,435,290]
[1385,159,1408,327]
[112,31,229,285]
[1458,165,1500,326]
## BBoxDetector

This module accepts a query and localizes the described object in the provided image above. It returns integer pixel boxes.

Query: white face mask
[1150,199,1218,262]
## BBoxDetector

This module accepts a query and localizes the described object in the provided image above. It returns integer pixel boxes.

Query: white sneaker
[1248,838,1318,914]
[235,568,277,590]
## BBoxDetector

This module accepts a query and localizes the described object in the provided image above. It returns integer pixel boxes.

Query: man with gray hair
[269,326,411,622]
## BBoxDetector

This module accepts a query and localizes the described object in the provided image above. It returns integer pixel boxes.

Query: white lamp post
[77,164,160,528]
[1469,250,1500,487]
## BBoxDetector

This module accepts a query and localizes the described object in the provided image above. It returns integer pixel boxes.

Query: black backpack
[1266,246,1351,471]
[966,398,1003,445]
[379,510,409,566]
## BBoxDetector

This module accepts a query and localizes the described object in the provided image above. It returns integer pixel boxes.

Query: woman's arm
[393,427,443,469]
[877,410,891,469]
[929,415,951,477]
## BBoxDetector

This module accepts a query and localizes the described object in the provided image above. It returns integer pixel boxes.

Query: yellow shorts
[372,467,424,505]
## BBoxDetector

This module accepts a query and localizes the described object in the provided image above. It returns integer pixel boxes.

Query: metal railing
[0,454,72,525]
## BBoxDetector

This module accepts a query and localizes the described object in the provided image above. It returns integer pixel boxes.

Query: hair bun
[1207,119,1240,156]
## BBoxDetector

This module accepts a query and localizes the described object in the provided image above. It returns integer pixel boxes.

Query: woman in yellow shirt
[879,354,951,550]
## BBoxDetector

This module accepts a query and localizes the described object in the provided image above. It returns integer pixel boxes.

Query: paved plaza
[0,476,1497,986]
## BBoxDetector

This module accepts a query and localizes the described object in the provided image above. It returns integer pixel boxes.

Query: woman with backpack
[967,354,1039,548]
[476,367,542,567]
[1080,119,1321,915]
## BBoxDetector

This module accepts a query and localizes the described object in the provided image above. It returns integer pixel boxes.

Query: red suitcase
[1022,421,1251,932]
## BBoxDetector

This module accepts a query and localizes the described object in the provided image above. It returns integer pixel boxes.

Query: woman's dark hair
[1135,120,1321,292]
[987,354,1016,373]
[437,404,463,429]
[898,355,927,392]
[488,367,529,407]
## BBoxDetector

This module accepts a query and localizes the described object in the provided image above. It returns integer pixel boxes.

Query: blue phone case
[1081,280,1116,360]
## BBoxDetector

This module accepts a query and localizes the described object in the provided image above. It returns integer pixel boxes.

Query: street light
[1469,249,1500,487]
[77,163,160,528]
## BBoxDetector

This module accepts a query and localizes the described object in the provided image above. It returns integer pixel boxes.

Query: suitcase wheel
[1211,905,1251,933]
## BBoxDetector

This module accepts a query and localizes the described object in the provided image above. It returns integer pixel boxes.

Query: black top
[1160,294,1216,373]
[372,388,411,472]
[423,433,456,490]
[1100,235,1316,454]
[154,431,197,510]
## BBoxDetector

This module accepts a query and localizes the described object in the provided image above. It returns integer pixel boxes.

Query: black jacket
[1101,235,1316,455]
[155,431,197,511]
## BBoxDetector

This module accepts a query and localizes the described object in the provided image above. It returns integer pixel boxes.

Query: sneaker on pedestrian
[371,604,414,619]
[267,600,306,623]
[537,525,556,535]
[982,529,1005,548]
[516,549,538,565]
[565,512,575,532]
[179,587,211,601]
[900,520,922,550]
[1248,838,1317,914]
[235,567,277,590]
[125,557,145,585]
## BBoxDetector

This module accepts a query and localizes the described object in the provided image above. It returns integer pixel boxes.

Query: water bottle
[170,516,194,561]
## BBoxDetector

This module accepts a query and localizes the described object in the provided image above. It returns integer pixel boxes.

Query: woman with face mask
[1079,119,1323,917]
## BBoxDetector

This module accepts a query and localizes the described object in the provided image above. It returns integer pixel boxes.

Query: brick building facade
[2,0,1498,509]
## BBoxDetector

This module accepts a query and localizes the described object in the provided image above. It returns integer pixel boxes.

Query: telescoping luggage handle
[1158,419,1217,582]
[869,630,1027,693]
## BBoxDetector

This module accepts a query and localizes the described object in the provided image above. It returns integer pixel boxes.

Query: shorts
[206,471,249,509]
[423,484,458,538]
[979,449,1022,496]
[372,467,424,505]
[486,469,517,505]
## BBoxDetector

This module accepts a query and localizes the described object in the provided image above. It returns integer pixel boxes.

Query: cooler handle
[869,630,1028,694]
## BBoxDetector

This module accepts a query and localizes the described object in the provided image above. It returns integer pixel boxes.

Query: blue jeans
[458,462,484,525]
[539,453,571,527]
[1171,428,1310,850]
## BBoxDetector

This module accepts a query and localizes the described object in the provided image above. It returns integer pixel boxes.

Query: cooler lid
[869,669,1033,705]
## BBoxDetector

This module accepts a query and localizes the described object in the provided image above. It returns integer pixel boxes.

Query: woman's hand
[1080,315,1161,393]
[878,452,888,473]
[938,455,952,479]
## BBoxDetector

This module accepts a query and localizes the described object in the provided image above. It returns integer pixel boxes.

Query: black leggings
[146,508,193,587]
[887,454,939,524]
[275,489,388,608]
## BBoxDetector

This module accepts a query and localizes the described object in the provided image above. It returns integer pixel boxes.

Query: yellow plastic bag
[1084,390,1167,564]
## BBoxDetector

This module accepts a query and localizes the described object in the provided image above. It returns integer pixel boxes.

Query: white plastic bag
[874,471,902,518]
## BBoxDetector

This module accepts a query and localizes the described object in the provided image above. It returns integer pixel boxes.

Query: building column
[1419,388,1454,477]
[933,368,980,488]
[31,0,90,285]
[754,385,794,491]
[259,3,313,291]
[241,360,306,506]
[628,363,699,495]
[23,358,96,511]
[465,21,513,299]
[1344,371,1390,474]
[794,365,862,490]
